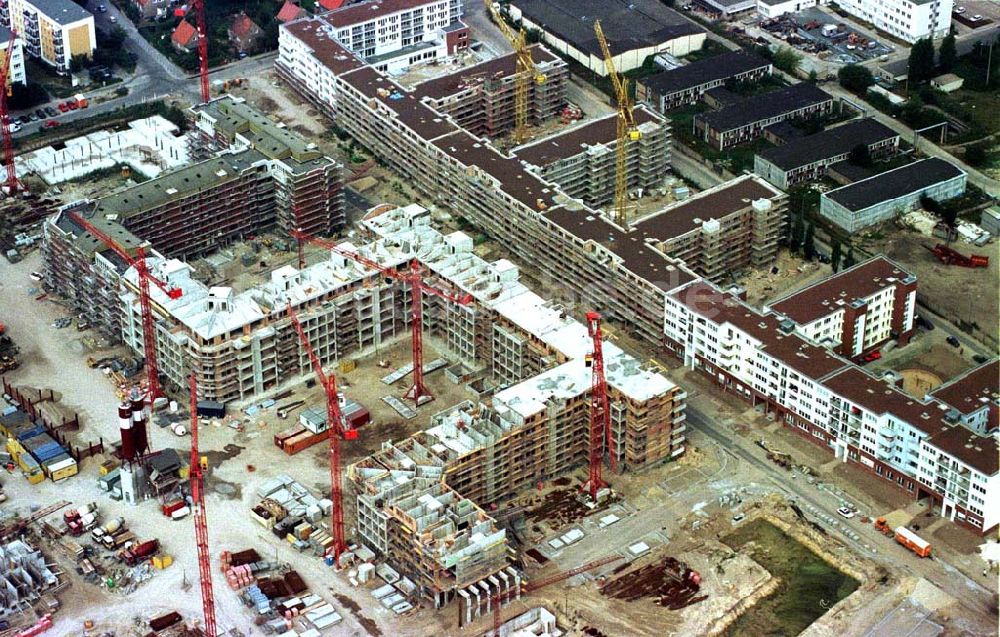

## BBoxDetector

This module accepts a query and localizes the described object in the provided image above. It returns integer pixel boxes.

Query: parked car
[42,120,60,129]
[67,100,79,110]
[27,112,38,121]
[916,315,934,330]
[946,335,961,348]
[35,108,47,119]
[972,14,983,21]
[955,6,966,13]
[972,354,989,364]
[97,3,107,11]
[44,106,58,117]
[57,102,69,112]
[18,115,31,125]
[837,507,855,519]
[29,271,43,282]
[732,513,746,523]
[862,350,882,362]
[7,120,21,133]
[109,14,117,22]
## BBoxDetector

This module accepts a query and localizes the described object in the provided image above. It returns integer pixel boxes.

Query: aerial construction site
[0,0,997,636]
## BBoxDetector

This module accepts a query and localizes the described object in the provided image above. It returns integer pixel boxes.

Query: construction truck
[120,539,159,565]
[873,517,894,536]
[102,529,136,550]
[924,244,989,268]
[91,516,124,543]
[64,502,99,536]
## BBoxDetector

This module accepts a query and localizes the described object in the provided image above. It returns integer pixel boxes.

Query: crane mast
[291,229,473,405]
[287,302,358,566]
[583,311,612,501]
[485,0,547,144]
[193,0,209,103]
[68,212,182,403]
[594,19,641,227]
[1,29,22,195]
[188,375,217,637]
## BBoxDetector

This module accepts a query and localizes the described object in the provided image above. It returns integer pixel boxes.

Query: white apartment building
[835,0,952,42]
[0,27,26,86]
[766,256,917,359]
[321,0,466,73]
[663,277,998,534]
[1,0,95,72]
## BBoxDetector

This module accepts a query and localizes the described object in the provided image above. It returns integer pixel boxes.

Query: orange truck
[893,526,932,558]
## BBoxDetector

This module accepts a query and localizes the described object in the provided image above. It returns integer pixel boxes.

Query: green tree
[843,246,857,269]
[965,142,989,167]
[849,143,872,168]
[790,212,804,254]
[939,31,957,73]
[831,239,842,272]
[908,38,936,84]
[772,47,802,75]
[803,222,816,261]
[808,69,818,84]
[838,64,874,94]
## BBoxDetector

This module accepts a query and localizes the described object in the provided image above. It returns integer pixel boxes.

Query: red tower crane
[193,0,209,103]
[188,375,217,637]
[487,555,622,637]
[1,28,23,195]
[287,302,358,567]
[68,211,182,403]
[583,311,612,502]
[291,229,473,405]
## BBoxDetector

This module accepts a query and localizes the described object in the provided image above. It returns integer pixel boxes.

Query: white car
[29,271,43,282]
[955,6,966,14]
[972,14,983,21]
[837,506,856,519]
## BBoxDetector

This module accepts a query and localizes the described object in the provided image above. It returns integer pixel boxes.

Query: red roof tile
[171,20,198,48]
[318,0,345,10]
[231,13,262,40]
[277,1,306,22]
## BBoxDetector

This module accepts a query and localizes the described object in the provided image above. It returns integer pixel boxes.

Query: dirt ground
[740,249,832,307]
[877,228,999,349]
[868,330,975,395]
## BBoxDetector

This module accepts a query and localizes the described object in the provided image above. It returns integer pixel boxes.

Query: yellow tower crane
[486,1,547,144]
[594,19,641,227]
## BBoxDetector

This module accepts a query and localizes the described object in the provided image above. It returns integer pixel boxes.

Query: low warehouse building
[506,0,705,76]
[820,158,967,234]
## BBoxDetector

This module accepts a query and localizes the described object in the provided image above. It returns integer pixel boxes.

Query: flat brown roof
[927,424,998,476]
[544,206,697,291]
[769,256,915,325]
[513,107,660,167]
[433,130,560,211]
[341,67,459,141]
[324,0,439,28]
[824,367,948,434]
[283,18,367,77]
[671,281,849,380]
[931,359,999,420]
[633,176,779,243]
[413,45,557,100]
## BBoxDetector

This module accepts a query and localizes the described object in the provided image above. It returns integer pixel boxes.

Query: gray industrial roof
[25,0,92,25]
[824,158,965,212]
[697,82,833,132]
[510,0,704,58]
[757,118,898,171]
[639,51,771,96]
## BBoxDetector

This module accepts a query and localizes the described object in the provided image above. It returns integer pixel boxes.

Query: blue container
[16,426,45,441]
[33,444,65,462]
[324,555,335,566]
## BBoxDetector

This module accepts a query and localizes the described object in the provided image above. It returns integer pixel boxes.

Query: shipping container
[275,426,330,455]
[894,527,932,557]
[43,456,77,482]
[16,426,46,442]
[98,468,120,491]
[196,400,225,419]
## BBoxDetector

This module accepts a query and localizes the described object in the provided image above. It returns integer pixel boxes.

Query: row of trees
[789,211,856,272]
[908,31,957,84]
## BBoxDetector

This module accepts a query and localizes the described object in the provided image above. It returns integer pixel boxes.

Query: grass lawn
[670,102,775,173]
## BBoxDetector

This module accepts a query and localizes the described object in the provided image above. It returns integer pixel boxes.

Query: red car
[42,120,60,129]
[862,351,881,362]
[67,101,78,111]
[57,102,69,112]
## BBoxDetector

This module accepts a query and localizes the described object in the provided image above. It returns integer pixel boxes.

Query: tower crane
[188,375,217,637]
[582,311,612,502]
[594,20,641,227]
[485,0,547,144]
[291,229,473,405]
[487,555,622,637]
[1,29,22,195]
[193,0,209,103]
[68,211,183,403]
[287,302,358,567]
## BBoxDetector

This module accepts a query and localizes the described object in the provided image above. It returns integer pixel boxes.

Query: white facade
[663,279,998,533]
[323,0,464,73]
[0,30,26,86]
[756,0,824,19]
[836,0,952,42]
